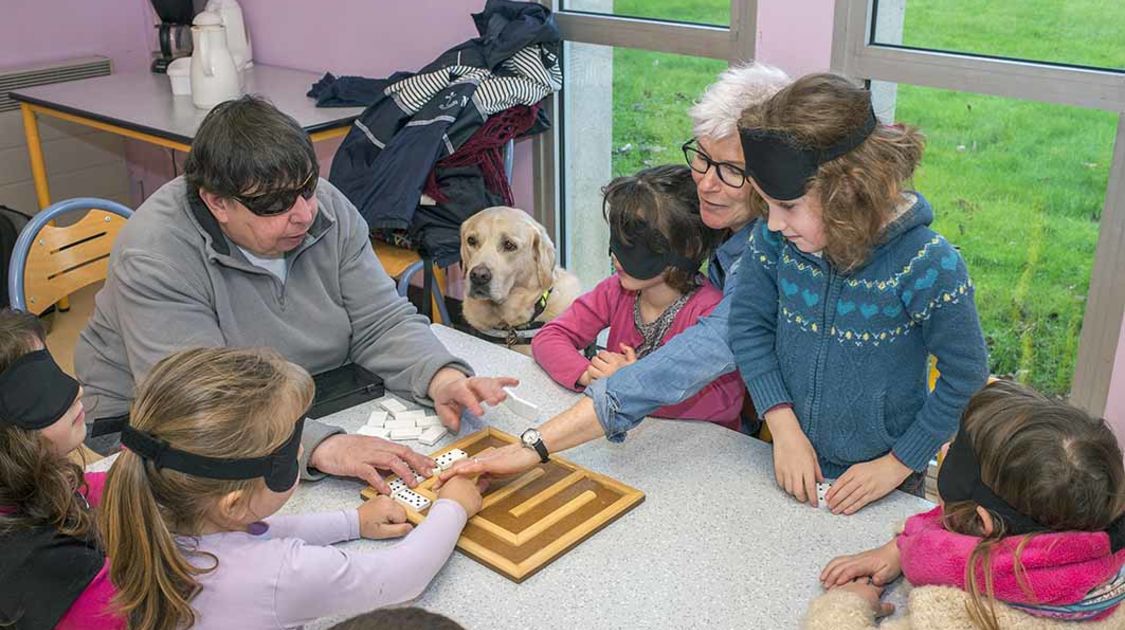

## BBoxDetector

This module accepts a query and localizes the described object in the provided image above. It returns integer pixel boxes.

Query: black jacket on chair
[328,0,561,242]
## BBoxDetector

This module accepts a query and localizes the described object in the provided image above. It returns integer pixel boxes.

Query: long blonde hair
[940,380,1125,630]
[99,347,313,630]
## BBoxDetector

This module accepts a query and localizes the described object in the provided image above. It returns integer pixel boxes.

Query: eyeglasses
[682,139,748,189]
[231,171,318,216]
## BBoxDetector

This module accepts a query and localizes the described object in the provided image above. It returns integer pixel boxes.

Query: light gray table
[89,324,929,628]
[11,64,363,210]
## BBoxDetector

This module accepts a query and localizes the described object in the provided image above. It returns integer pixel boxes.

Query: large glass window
[562,41,728,289]
[872,0,1125,71]
[564,0,730,27]
[875,82,1116,395]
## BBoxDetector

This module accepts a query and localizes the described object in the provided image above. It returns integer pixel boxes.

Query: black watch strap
[531,438,549,463]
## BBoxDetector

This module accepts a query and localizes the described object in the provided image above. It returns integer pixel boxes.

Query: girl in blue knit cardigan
[729,73,990,515]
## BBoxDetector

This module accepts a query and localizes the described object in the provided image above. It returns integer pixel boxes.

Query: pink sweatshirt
[532,274,744,429]
[898,506,1125,620]
[53,472,123,630]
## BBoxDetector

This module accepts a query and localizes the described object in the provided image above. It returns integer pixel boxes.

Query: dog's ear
[460,216,475,275]
[532,221,556,290]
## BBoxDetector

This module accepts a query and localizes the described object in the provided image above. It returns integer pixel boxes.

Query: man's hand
[826,453,913,515]
[308,434,435,494]
[427,368,518,431]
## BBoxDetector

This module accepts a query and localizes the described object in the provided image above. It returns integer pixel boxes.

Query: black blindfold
[937,426,1051,536]
[740,106,878,201]
[121,417,306,493]
[0,350,80,430]
[609,220,698,281]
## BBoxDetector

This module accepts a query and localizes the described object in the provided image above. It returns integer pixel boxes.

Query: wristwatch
[520,428,550,463]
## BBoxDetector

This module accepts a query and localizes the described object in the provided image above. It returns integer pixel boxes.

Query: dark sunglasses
[682,139,748,189]
[232,172,318,216]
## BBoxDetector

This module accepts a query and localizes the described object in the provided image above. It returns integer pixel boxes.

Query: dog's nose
[469,265,492,286]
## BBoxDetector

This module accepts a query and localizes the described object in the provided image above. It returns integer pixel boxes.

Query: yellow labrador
[460,206,580,353]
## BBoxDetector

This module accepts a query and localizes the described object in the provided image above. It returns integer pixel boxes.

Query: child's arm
[803,584,896,630]
[531,276,617,391]
[898,239,990,472]
[728,226,822,505]
[271,499,468,625]
[262,509,359,546]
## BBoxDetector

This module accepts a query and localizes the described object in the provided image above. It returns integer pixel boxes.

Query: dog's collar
[473,288,554,348]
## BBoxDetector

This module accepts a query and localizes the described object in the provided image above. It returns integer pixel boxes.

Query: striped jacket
[329,0,561,232]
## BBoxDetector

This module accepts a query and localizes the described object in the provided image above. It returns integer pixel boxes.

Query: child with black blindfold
[729,73,990,513]
[0,310,123,629]
[808,380,1125,629]
[100,347,485,630]
[532,164,745,429]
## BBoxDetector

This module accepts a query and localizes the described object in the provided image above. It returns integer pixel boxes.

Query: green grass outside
[604,0,1121,396]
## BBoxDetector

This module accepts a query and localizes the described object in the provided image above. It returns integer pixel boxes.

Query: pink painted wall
[236,0,534,212]
[753,0,835,76]
[1106,318,1125,438]
[0,0,151,73]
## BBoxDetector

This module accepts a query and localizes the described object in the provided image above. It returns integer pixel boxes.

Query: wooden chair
[8,198,133,465]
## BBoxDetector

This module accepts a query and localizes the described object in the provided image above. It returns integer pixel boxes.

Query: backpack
[0,204,33,309]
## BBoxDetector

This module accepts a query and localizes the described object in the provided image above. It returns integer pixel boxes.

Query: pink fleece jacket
[531,274,744,429]
[57,471,124,630]
[897,506,1125,620]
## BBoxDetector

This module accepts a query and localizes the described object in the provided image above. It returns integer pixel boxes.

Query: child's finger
[803,470,818,507]
[842,490,874,515]
[377,522,414,538]
[620,344,637,362]
[877,602,895,618]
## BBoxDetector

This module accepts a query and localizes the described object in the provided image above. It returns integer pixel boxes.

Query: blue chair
[8,197,133,314]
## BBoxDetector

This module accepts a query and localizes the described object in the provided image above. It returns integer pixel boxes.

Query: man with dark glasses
[75,96,516,494]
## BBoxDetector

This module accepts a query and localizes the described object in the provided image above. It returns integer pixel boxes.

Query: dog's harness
[472,287,553,348]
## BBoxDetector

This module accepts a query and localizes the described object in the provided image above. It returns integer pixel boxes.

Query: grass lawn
[605,0,1122,396]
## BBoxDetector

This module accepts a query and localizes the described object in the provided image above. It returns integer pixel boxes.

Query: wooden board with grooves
[360,427,645,582]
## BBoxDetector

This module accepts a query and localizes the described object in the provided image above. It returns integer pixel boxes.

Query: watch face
[521,429,539,446]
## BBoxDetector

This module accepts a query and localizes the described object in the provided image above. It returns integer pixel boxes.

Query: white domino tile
[365,410,388,427]
[418,425,447,446]
[434,448,468,471]
[391,408,427,423]
[384,418,419,431]
[379,398,408,413]
[390,426,423,441]
[416,415,444,429]
[356,425,390,439]
[392,488,431,511]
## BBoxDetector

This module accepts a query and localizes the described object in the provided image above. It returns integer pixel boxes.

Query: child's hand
[357,495,413,539]
[436,474,488,518]
[585,345,637,380]
[832,580,895,618]
[820,539,902,587]
[827,453,913,515]
[765,407,823,506]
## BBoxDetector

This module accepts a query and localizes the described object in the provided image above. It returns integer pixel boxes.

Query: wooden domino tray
[360,427,645,582]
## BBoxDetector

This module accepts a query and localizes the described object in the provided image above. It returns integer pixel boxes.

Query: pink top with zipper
[57,471,123,630]
[532,274,744,429]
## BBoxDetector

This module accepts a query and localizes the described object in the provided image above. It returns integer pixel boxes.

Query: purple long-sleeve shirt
[183,499,467,629]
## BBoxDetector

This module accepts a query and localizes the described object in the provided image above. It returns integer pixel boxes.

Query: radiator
[0,56,111,113]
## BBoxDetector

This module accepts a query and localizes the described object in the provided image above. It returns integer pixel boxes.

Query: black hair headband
[740,105,879,201]
[0,349,80,430]
[121,417,305,492]
[609,219,699,281]
[937,426,1050,535]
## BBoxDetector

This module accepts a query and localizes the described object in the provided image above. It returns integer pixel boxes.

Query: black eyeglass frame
[231,171,319,216]
[681,139,749,189]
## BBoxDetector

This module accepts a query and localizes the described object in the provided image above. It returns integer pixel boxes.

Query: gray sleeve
[328,187,473,405]
[111,250,227,384]
[299,419,345,481]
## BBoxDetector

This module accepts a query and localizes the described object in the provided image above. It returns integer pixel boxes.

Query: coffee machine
[150,0,204,73]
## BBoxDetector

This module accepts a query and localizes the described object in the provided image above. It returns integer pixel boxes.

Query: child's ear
[975,505,995,536]
[213,489,254,527]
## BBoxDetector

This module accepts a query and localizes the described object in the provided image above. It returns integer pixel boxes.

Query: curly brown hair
[602,164,723,293]
[0,310,94,541]
[940,379,1125,630]
[739,73,925,271]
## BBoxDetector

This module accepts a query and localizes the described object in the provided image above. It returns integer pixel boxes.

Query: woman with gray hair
[438,63,790,481]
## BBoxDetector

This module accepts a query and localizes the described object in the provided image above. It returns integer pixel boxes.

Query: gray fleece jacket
[74,176,471,474]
